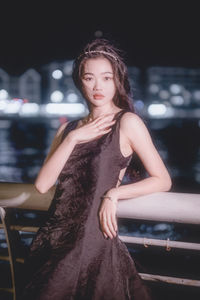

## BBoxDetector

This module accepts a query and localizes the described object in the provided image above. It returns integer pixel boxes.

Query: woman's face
[81,57,116,107]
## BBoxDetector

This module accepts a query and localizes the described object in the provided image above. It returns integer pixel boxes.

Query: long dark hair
[72,38,146,182]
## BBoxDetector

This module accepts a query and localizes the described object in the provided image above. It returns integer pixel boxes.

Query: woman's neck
[88,106,121,121]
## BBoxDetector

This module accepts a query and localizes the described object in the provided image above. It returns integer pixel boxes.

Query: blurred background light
[170,95,184,106]
[134,100,145,111]
[193,90,200,103]
[0,99,8,111]
[149,84,160,94]
[19,103,40,115]
[50,90,64,102]
[45,103,85,115]
[52,69,63,80]
[0,89,8,100]
[169,84,182,94]
[63,61,73,76]
[159,90,170,100]
[148,103,167,116]
[66,92,79,103]
[4,100,21,114]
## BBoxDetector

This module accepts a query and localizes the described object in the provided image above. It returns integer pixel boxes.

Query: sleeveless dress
[20,109,152,300]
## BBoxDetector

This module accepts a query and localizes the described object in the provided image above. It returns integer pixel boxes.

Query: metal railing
[0,182,200,299]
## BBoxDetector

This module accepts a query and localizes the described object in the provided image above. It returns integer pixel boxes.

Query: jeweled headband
[78,50,118,61]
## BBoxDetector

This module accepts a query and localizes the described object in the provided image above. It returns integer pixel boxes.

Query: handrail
[119,235,200,251]
[0,182,55,211]
[0,182,199,224]
[116,191,200,225]
[0,182,200,290]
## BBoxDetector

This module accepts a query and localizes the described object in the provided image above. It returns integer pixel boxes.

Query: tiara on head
[79,50,118,61]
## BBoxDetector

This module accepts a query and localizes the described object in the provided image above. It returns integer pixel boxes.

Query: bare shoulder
[120,111,146,131]
[120,111,151,145]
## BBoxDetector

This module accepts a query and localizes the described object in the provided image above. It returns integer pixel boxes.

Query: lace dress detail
[21,109,152,300]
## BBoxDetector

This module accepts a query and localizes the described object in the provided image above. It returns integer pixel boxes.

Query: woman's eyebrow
[83,72,94,75]
[101,72,113,74]
[83,72,113,75]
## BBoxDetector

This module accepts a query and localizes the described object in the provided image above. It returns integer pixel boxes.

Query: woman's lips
[93,94,105,99]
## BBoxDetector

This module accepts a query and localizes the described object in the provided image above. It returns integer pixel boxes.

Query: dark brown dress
[20,109,152,300]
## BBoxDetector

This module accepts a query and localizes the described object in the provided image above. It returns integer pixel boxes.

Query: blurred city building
[19,69,41,103]
[0,68,41,103]
[41,60,86,105]
[0,62,200,120]
[145,67,200,119]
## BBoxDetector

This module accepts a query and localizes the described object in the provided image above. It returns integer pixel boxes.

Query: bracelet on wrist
[101,195,118,205]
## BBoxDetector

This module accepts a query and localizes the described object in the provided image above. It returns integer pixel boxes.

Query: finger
[111,213,118,232]
[103,232,108,239]
[93,122,115,136]
[100,120,116,130]
[106,213,117,238]
[94,120,116,134]
[104,127,113,132]
[101,214,114,239]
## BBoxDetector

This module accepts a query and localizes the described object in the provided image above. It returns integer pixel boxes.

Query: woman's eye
[104,77,112,81]
[84,77,92,81]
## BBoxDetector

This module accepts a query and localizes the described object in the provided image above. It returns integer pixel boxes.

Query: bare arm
[35,122,77,194]
[107,112,172,200]
[99,112,172,240]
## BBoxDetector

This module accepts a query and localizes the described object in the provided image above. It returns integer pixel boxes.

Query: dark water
[0,116,200,299]
[1,116,200,192]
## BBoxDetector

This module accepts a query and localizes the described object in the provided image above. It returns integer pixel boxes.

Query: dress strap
[114,108,131,119]
[113,108,130,128]
[60,120,77,143]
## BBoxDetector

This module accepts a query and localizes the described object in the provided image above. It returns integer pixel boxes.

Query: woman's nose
[93,79,102,90]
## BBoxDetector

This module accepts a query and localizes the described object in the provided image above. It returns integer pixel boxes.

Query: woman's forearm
[35,134,77,193]
[111,175,172,201]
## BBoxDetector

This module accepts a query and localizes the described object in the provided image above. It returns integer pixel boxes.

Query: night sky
[0,2,200,75]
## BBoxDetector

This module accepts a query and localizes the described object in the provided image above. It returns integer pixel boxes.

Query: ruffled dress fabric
[20,109,152,300]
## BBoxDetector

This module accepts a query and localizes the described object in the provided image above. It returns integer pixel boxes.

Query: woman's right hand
[68,113,117,144]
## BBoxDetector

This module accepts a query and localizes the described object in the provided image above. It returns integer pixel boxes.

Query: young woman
[21,39,172,299]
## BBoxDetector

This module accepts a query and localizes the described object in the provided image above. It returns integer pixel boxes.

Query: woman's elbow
[162,175,172,192]
[34,182,49,194]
